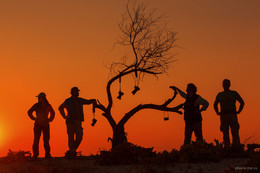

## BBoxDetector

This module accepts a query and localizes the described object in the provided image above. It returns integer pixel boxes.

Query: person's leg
[220,115,230,148]
[74,121,83,152]
[43,124,51,158]
[184,122,193,145]
[194,121,203,142]
[33,123,41,158]
[66,121,75,154]
[230,114,240,147]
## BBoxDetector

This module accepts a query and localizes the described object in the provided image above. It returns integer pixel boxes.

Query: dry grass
[0,157,251,173]
[0,142,259,173]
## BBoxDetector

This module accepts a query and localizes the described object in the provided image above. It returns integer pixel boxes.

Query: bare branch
[98,1,179,146]
[115,0,177,78]
[118,103,183,127]
[106,67,161,112]
[118,88,183,126]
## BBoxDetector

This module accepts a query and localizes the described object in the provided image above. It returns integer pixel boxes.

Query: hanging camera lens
[132,86,140,95]
[163,111,169,121]
[91,118,97,126]
[117,91,124,100]
[164,117,169,121]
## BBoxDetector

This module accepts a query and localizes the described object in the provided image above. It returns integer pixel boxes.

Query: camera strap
[92,111,95,120]
[163,110,169,121]
[92,104,96,119]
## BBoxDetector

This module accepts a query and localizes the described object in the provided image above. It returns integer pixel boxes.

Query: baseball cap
[71,87,80,92]
[36,92,46,98]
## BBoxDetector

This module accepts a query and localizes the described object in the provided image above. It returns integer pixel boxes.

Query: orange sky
[0,0,259,157]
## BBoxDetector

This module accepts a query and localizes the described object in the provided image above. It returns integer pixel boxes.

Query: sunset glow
[0,126,4,148]
[0,0,260,157]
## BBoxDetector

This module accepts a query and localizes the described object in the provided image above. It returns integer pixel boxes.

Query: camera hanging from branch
[91,104,97,126]
[117,76,124,100]
[132,68,140,95]
[163,110,169,121]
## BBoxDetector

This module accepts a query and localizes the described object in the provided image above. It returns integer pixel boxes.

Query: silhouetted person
[214,79,244,148]
[59,87,96,158]
[171,84,209,145]
[28,92,55,159]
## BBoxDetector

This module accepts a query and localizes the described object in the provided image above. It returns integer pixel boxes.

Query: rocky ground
[1,142,259,173]
[0,157,255,173]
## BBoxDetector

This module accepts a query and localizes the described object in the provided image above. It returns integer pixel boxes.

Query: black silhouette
[91,118,97,126]
[170,84,209,145]
[58,87,96,158]
[163,111,169,121]
[214,79,245,148]
[131,86,140,95]
[93,1,182,149]
[27,92,55,159]
[117,91,124,100]
[91,103,97,126]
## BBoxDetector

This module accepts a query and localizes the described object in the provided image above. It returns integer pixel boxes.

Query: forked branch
[118,86,183,126]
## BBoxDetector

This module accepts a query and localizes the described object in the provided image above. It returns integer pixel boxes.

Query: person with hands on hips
[28,92,55,159]
[214,79,244,148]
[170,84,209,145]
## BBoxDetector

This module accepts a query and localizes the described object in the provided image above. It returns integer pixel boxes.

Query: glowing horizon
[0,0,260,157]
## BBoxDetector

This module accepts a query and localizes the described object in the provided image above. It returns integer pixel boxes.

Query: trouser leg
[74,121,83,151]
[220,115,230,148]
[43,125,51,155]
[193,121,203,142]
[66,121,75,152]
[230,114,240,147]
[33,123,41,157]
[184,122,193,145]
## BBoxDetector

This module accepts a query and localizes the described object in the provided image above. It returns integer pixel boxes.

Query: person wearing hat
[170,84,209,145]
[28,92,55,159]
[59,87,97,158]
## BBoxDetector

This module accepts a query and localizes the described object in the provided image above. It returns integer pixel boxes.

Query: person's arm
[236,92,245,114]
[59,102,68,119]
[170,86,187,99]
[213,96,220,115]
[48,104,55,122]
[28,104,37,121]
[81,98,97,114]
[197,96,209,112]
[81,98,97,106]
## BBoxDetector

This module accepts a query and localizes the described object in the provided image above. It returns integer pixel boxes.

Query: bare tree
[95,0,182,148]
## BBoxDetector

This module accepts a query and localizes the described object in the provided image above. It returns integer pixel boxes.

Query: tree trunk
[111,125,127,149]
